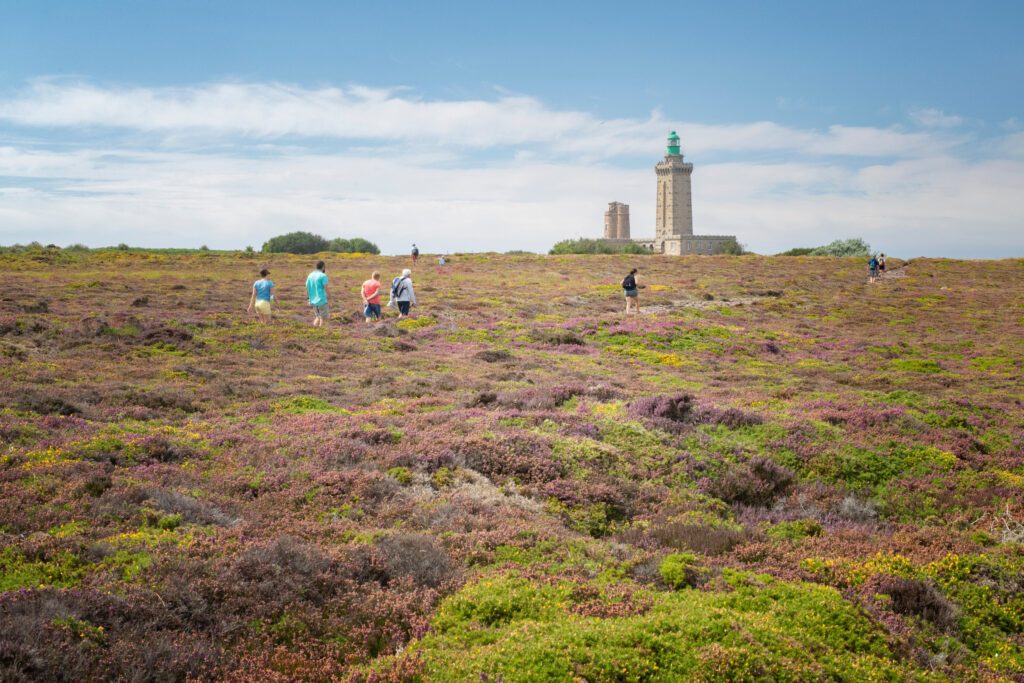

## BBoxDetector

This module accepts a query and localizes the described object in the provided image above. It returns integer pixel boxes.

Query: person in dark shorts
[361,271,383,324]
[389,268,416,318]
[878,253,887,275]
[622,268,644,314]
[411,244,419,263]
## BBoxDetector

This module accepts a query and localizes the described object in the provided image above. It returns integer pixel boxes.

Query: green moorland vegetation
[0,247,1022,681]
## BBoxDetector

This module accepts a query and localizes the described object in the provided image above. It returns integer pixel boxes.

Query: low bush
[496,385,582,410]
[646,522,748,555]
[376,534,457,590]
[376,571,920,681]
[530,328,585,346]
[629,394,763,433]
[876,576,960,633]
[474,349,513,363]
[702,456,795,507]
[228,536,342,614]
[658,552,706,589]
[17,394,82,417]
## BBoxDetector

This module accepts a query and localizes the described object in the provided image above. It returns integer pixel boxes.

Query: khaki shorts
[313,303,330,319]
[254,299,272,316]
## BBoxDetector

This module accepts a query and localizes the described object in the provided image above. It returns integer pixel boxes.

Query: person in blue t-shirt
[306,260,330,328]
[247,268,275,323]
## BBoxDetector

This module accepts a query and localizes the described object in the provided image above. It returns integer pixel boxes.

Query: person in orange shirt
[361,271,383,324]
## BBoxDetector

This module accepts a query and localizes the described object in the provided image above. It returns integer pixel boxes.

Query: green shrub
[718,237,747,255]
[432,467,455,488]
[328,237,380,254]
[810,238,871,257]
[766,519,823,541]
[272,396,345,414]
[262,231,329,254]
[387,466,413,485]
[373,571,918,681]
[890,358,943,373]
[0,548,86,590]
[658,552,703,589]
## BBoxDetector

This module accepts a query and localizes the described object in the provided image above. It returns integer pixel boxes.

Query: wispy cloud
[0,79,1021,257]
[1,80,953,159]
[909,107,964,128]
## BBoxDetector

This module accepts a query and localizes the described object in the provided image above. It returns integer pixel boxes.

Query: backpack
[621,274,636,290]
[391,276,408,298]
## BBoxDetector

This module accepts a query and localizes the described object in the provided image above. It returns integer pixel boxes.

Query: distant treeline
[262,231,380,255]
[0,234,381,255]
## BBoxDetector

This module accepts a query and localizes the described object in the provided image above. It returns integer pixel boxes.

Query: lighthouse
[654,130,694,249]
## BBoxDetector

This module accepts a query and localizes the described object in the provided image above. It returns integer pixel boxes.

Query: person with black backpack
[867,255,879,283]
[622,268,644,314]
[388,268,417,318]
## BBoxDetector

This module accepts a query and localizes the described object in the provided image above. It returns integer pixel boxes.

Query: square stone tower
[655,131,693,247]
[604,201,631,240]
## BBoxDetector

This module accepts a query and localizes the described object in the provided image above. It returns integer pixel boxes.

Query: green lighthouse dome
[667,131,681,156]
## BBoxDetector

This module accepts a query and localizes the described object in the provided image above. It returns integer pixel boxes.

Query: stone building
[603,202,631,240]
[605,132,737,255]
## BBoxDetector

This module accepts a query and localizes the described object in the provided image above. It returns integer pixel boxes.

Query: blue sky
[1,0,1022,256]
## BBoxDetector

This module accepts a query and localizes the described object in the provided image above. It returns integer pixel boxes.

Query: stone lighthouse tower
[654,131,693,250]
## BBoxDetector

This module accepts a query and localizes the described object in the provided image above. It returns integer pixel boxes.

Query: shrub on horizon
[777,239,871,257]
[810,238,871,257]
[718,237,747,255]
[262,231,329,254]
[343,237,380,254]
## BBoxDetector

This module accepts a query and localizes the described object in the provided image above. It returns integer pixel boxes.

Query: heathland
[1,249,1022,681]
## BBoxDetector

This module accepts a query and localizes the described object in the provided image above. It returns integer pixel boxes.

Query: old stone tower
[603,202,631,240]
[655,131,693,245]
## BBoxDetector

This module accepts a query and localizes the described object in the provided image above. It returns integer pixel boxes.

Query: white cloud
[909,107,964,128]
[1,80,951,159]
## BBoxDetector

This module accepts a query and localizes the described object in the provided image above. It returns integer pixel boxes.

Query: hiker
[622,268,644,314]
[878,253,887,276]
[306,260,330,328]
[868,255,879,282]
[247,268,275,323]
[389,268,416,318]
[411,244,419,263]
[438,254,446,267]
[361,271,383,324]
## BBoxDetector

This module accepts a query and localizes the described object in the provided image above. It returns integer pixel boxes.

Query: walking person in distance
[389,268,416,318]
[247,268,275,323]
[622,268,644,314]
[362,271,383,324]
[306,260,330,328]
